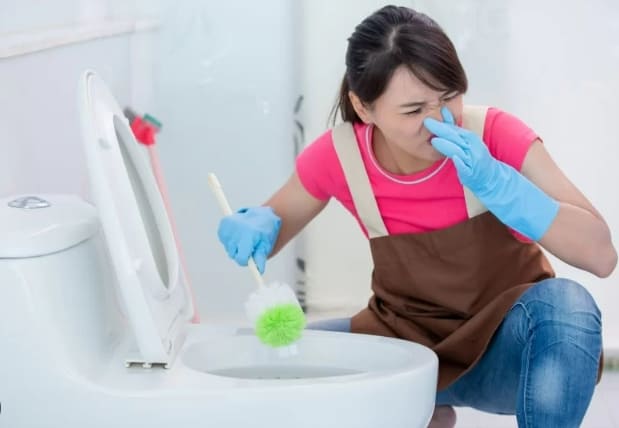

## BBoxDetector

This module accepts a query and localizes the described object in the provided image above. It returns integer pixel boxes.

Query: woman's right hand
[217,206,282,274]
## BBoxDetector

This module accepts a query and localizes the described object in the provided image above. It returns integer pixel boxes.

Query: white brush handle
[207,173,266,289]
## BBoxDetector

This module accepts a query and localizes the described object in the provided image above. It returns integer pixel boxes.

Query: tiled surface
[455,371,619,427]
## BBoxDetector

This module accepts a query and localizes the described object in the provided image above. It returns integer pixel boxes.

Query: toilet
[0,70,438,428]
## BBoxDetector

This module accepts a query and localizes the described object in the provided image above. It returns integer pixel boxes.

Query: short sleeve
[484,107,540,171]
[295,130,338,201]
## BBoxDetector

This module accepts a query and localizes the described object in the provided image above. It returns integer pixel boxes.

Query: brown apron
[332,105,555,390]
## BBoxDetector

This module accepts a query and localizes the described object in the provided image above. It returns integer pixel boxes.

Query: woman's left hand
[423,107,497,195]
[424,106,560,242]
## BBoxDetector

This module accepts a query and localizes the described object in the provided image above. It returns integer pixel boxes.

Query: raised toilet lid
[79,70,194,367]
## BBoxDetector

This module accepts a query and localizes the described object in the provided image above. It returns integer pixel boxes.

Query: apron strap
[461,105,489,218]
[331,123,389,238]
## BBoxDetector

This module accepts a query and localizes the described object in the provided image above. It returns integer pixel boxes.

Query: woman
[217,5,616,427]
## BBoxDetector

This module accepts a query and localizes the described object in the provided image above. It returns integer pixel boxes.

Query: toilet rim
[180,328,438,381]
[93,327,438,390]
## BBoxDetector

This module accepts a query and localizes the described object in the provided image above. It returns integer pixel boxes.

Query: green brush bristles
[255,304,306,347]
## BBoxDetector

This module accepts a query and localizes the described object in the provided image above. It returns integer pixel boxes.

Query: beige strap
[331,123,388,238]
[461,105,489,218]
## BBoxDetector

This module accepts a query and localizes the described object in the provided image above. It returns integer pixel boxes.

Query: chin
[426,149,445,162]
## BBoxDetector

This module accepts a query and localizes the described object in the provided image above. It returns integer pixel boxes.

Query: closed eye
[401,92,459,116]
[403,108,422,115]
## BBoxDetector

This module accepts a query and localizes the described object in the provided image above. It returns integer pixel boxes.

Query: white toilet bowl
[0,71,438,428]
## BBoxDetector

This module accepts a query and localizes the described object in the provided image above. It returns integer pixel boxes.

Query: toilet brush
[207,173,306,348]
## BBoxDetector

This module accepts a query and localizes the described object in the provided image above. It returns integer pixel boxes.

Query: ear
[348,91,373,124]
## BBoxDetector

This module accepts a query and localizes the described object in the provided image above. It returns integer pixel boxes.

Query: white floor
[453,371,619,428]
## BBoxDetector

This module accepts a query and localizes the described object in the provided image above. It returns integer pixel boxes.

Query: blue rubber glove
[217,206,282,273]
[423,107,560,241]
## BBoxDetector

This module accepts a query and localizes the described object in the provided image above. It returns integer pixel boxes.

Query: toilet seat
[79,70,194,367]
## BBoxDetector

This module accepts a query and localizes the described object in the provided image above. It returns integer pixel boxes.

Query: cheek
[400,116,426,135]
[381,115,427,142]
[382,117,419,139]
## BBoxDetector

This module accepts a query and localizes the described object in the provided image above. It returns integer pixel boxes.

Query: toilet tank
[0,194,125,378]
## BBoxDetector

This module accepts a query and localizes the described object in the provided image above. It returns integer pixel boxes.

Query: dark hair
[330,5,468,125]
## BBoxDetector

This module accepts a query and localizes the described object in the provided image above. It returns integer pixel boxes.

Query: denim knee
[516,278,601,318]
[512,279,602,426]
[305,317,351,333]
[513,278,602,357]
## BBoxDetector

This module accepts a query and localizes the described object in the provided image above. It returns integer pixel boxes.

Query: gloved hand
[423,107,560,241]
[217,206,282,273]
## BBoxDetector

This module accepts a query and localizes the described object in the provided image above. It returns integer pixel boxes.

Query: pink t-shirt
[296,107,539,239]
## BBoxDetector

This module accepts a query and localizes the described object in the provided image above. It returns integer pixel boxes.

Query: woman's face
[355,65,464,167]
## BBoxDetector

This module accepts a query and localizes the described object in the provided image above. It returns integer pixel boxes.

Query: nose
[425,99,446,121]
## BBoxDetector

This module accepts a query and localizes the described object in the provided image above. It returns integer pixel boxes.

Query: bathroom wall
[298,0,619,350]
[151,0,300,322]
[0,0,160,198]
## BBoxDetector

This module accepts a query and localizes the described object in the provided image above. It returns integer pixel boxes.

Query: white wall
[0,0,160,198]
[298,0,619,349]
[152,0,300,322]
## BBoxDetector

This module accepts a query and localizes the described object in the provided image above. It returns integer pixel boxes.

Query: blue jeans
[307,278,603,428]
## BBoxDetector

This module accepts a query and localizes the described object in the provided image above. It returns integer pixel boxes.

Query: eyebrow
[398,101,426,108]
[398,91,458,109]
